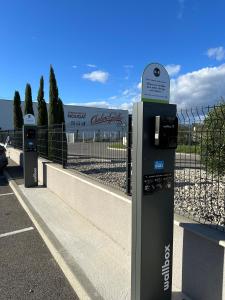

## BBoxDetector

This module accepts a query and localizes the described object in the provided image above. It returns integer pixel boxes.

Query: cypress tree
[48,65,60,161]
[57,98,65,123]
[57,98,67,166]
[13,91,23,149]
[13,91,23,130]
[24,83,34,115]
[37,76,48,126]
[49,65,58,125]
[37,76,48,157]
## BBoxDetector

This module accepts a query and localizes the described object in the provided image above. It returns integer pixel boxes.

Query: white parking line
[0,227,34,238]
[0,192,14,197]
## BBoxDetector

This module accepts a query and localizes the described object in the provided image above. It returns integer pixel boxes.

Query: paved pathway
[0,168,78,300]
[2,160,191,300]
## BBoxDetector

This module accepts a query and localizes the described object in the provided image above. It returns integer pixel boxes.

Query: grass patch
[176,144,201,154]
[110,143,201,152]
[110,143,126,149]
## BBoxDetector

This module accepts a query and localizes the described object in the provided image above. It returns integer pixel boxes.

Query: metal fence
[175,105,225,231]
[1,104,225,231]
[66,123,129,192]
[0,129,23,149]
[0,123,129,192]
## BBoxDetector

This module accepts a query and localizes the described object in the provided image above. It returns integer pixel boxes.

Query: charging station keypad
[143,173,173,194]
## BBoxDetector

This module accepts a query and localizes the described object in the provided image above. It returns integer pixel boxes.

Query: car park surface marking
[0,192,14,197]
[0,226,34,238]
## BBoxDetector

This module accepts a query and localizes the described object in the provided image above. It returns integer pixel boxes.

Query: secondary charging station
[131,63,178,300]
[23,114,38,188]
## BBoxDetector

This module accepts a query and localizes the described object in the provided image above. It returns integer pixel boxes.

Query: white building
[0,99,128,136]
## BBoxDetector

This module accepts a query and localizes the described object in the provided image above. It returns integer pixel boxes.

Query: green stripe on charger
[141,98,169,104]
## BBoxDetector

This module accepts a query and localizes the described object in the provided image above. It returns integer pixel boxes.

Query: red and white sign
[91,113,124,125]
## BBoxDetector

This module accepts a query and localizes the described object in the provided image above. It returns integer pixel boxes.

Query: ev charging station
[23,114,38,188]
[131,63,178,300]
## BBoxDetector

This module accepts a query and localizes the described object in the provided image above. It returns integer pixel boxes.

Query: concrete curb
[3,170,92,300]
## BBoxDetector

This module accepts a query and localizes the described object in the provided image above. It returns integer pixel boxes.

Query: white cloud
[67,100,133,111]
[119,94,140,112]
[122,89,130,96]
[123,64,134,80]
[70,64,225,112]
[67,101,111,109]
[112,89,141,112]
[109,95,117,100]
[121,87,137,98]
[206,47,225,61]
[137,82,142,89]
[106,84,141,111]
[86,64,97,68]
[171,64,225,108]
[67,84,141,112]
[165,64,181,77]
[72,65,77,69]
[109,64,225,110]
[82,70,109,83]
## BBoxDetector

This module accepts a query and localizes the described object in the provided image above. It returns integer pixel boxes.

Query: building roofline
[0,98,128,111]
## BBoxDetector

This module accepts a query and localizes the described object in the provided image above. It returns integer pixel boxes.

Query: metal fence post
[13,129,14,148]
[126,114,132,195]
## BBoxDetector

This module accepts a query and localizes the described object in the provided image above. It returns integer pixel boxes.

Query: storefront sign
[68,112,86,119]
[91,113,124,125]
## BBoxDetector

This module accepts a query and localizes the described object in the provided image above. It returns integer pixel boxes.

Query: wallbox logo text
[162,244,170,291]
[33,168,37,183]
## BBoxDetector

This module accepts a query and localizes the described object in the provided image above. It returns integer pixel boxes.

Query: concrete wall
[8,147,225,300]
[43,163,131,255]
[182,227,224,300]
[173,216,225,300]
[7,147,131,253]
[7,147,23,166]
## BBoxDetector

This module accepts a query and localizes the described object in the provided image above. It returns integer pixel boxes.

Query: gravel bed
[175,169,225,227]
[67,157,127,190]
[67,157,225,228]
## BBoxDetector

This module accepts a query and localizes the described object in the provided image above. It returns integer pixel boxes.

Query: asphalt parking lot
[0,171,78,300]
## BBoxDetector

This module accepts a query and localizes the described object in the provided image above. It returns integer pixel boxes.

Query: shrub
[201,102,225,176]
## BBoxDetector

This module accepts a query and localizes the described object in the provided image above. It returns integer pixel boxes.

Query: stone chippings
[67,158,127,190]
[175,169,225,227]
[67,158,225,228]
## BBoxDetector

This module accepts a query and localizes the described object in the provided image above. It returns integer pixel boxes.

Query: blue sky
[1,0,225,110]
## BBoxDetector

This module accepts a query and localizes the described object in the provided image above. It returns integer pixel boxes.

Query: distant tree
[13,90,23,149]
[37,76,48,157]
[48,65,58,125]
[13,91,23,130]
[48,65,62,162]
[37,76,48,126]
[57,98,67,165]
[201,100,225,176]
[57,98,65,123]
[24,83,34,115]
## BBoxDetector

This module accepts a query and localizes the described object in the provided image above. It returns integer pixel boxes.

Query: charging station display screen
[154,116,178,149]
